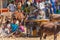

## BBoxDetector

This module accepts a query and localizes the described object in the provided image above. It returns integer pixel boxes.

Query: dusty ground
[0,33,60,40]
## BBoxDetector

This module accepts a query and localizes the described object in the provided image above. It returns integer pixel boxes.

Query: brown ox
[51,14,60,22]
[38,21,60,40]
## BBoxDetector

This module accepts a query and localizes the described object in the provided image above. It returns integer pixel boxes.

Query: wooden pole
[1,0,2,14]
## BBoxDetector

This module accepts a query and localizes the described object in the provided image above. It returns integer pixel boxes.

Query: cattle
[38,21,60,40]
[51,14,60,22]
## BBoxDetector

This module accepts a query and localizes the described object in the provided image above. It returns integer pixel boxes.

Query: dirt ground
[0,33,60,40]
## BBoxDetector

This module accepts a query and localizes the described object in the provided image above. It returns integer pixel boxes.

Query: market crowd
[0,0,60,37]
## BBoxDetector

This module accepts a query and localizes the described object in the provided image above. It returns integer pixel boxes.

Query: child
[0,23,10,37]
[10,18,19,37]
[19,23,25,32]
[6,21,11,34]
[11,18,18,33]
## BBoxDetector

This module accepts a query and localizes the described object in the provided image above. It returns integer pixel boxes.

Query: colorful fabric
[19,26,25,32]
[11,23,18,32]
[56,10,60,14]
[50,0,56,14]
[21,5,25,10]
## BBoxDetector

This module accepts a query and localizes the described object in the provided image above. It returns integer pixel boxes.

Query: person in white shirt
[7,1,16,12]
[37,1,45,11]
[39,2,45,10]
[37,1,46,19]
[0,23,10,37]
[27,0,31,6]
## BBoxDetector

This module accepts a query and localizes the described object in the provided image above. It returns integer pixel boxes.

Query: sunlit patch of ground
[0,33,60,40]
